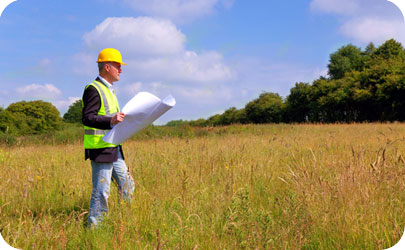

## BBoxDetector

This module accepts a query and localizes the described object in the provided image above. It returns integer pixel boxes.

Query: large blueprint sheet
[103,92,175,145]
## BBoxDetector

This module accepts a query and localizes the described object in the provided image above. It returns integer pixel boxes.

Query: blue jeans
[88,150,134,227]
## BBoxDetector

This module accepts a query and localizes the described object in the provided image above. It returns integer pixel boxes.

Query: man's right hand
[111,112,126,126]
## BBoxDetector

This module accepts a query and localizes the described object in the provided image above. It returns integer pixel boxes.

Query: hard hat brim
[96,60,127,65]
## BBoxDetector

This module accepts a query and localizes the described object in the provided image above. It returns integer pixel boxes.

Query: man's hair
[98,62,106,73]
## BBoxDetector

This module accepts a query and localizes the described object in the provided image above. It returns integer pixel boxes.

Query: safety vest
[82,80,120,149]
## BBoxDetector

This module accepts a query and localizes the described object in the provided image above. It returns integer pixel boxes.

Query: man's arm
[82,85,112,129]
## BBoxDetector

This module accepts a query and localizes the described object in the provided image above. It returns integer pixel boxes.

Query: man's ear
[104,63,111,72]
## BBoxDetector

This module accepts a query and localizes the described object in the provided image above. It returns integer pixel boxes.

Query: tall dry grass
[1,123,405,249]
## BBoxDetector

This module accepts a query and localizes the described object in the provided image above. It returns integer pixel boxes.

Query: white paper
[103,92,175,145]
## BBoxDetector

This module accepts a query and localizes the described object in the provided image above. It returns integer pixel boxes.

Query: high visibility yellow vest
[82,80,120,149]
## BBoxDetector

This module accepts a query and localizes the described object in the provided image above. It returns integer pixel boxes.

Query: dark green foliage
[285,82,312,122]
[203,108,248,126]
[63,99,83,123]
[328,44,365,80]
[0,100,62,136]
[0,132,17,146]
[364,42,376,55]
[234,108,248,124]
[206,114,222,126]
[166,119,187,127]
[218,107,238,125]
[189,118,208,127]
[245,92,284,123]
[218,107,248,125]
[371,39,404,60]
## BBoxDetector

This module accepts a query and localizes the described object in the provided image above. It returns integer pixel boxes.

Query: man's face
[105,62,122,82]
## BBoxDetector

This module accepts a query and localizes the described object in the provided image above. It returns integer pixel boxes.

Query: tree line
[167,39,405,126]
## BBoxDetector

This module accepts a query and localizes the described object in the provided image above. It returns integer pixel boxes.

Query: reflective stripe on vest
[83,80,120,149]
[84,129,110,135]
[91,81,115,116]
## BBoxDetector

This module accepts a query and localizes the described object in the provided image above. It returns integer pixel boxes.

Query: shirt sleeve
[82,85,112,129]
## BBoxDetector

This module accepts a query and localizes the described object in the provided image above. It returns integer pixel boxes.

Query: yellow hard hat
[97,48,127,65]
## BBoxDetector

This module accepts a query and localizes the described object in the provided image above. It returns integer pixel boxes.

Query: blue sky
[0,0,404,124]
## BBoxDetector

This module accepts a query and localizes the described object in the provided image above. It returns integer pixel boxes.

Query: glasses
[107,63,121,71]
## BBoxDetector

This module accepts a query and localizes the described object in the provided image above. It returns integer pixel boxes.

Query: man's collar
[97,75,113,88]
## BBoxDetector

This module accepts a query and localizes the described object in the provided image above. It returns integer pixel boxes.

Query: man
[82,48,135,227]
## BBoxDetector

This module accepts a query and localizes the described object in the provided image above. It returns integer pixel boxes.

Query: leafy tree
[285,82,312,122]
[63,99,82,123]
[361,39,405,121]
[206,114,222,126]
[189,119,207,127]
[328,44,365,80]
[245,92,284,123]
[0,111,19,135]
[364,42,376,56]
[1,100,62,135]
[234,108,248,124]
[218,107,239,125]
[371,39,404,60]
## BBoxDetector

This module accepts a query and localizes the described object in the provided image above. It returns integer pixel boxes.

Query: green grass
[1,123,405,249]
[0,123,253,147]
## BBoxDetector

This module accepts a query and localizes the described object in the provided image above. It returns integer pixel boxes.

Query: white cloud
[310,0,405,45]
[77,17,234,85]
[84,17,185,57]
[340,17,405,44]
[122,0,234,23]
[310,0,359,15]
[16,83,62,100]
[126,50,233,83]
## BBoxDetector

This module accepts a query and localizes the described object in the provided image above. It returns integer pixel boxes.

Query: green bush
[0,100,62,136]
[0,132,17,146]
[63,99,82,123]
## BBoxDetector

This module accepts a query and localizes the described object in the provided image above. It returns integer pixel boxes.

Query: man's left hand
[111,112,126,125]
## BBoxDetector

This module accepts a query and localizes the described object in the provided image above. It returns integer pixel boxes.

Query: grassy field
[1,123,405,249]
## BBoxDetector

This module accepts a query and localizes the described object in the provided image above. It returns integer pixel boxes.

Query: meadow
[1,123,405,249]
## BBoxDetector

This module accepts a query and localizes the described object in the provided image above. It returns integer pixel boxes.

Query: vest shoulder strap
[88,80,113,116]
